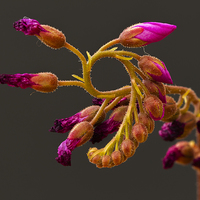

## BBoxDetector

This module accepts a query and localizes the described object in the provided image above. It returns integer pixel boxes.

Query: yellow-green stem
[90,98,111,126]
[98,38,120,51]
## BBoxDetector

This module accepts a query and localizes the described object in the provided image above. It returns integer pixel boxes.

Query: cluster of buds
[2,17,200,171]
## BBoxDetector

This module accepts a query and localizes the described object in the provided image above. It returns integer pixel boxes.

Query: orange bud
[131,123,148,143]
[36,25,66,49]
[138,112,155,133]
[162,96,177,121]
[175,141,194,165]
[111,150,123,166]
[120,139,135,158]
[102,155,112,168]
[80,105,106,125]
[68,121,94,147]
[143,95,164,121]
[31,72,58,93]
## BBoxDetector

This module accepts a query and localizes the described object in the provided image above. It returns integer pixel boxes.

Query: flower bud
[102,155,112,168]
[31,72,58,93]
[80,105,106,124]
[36,25,66,49]
[0,72,58,93]
[143,95,164,121]
[131,123,148,143]
[90,154,102,165]
[161,96,177,121]
[68,121,94,147]
[87,147,98,158]
[138,112,155,133]
[143,79,166,103]
[111,150,123,166]
[138,55,173,84]
[120,139,135,158]
[163,109,180,122]
[162,141,194,169]
[119,22,176,48]
[13,17,66,49]
[175,141,194,165]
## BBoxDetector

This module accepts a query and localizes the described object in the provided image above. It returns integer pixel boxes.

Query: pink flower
[119,22,176,47]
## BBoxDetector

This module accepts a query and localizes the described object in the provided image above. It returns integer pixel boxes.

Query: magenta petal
[90,117,121,143]
[134,22,177,44]
[147,61,173,84]
[0,73,37,89]
[56,138,80,166]
[13,17,47,36]
[162,145,182,169]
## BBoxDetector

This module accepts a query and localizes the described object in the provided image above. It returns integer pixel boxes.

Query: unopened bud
[80,105,106,125]
[163,108,180,122]
[138,55,173,84]
[111,150,123,166]
[87,147,98,158]
[90,154,102,165]
[131,123,148,143]
[36,25,66,49]
[109,106,129,122]
[162,96,177,121]
[102,155,112,168]
[143,79,166,103]
[138,112,155,133]
[144,95,164,121]
[119,22,176,48]
[175,141,194,165]
[120,139,135,158]
[68,121,94,147]
[31,72,58,93]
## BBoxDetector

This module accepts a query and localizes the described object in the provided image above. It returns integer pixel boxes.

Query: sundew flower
[159,121,185,141]
[119,22,177,47]
[13,17,47,36]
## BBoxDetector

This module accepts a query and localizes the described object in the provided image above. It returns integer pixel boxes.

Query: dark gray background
[0,0,199,200]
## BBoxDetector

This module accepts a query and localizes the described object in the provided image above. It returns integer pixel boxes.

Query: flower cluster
[2,17,200,170]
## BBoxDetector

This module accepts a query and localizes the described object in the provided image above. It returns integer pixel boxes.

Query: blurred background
[0,0,199,199]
